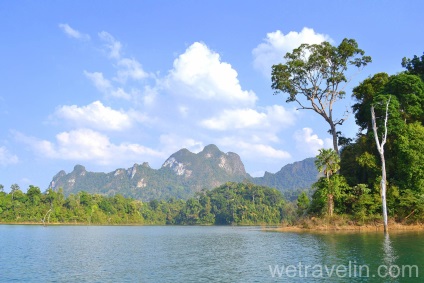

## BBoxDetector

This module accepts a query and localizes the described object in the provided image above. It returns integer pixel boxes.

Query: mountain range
[49,144,319,201]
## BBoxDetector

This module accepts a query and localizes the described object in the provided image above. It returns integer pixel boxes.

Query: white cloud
[99,31,122,59]
[200,105,296,131]
[165,42,257,105]
[244,143,291,159]
[219,137,291,160]
[294,127,332,156]
[84,71,132,100]
[262,105,298,128]
[54,101,133,131]
[252,27,332,76]
[0,146,19,165]
[115,58,149,83]
[16,129,163,165]
[59,24,90,41]
[84,71,112,93]
[142,86,158,106]
[159,134,204,155]
[82,31,149,102]
[201,108,265,130]
[98,31,149,82]
[110,87,132,100]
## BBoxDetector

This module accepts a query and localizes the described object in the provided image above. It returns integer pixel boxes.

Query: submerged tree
[314,148,340,216]
[271,39,371,154]
[371,97,390,233]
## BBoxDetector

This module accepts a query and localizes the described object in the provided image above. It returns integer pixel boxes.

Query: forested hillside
[0,183,287,225]
[253,157,318,200]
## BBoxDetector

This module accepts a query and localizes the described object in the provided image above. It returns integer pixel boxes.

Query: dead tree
[371,97,390,233]
[42,207,52,227]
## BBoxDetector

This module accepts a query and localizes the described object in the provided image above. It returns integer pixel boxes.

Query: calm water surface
[0,225,423,282]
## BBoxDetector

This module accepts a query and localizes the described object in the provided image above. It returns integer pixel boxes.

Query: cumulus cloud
[252,27,332,76]
[0,146,19,166]
[59,23,90,41]
[219,137,291,160]
[15,129,163,165]
[164,42,257,105]
[294,127,332,156]
[200,105,296,131]
[53,101,133,131]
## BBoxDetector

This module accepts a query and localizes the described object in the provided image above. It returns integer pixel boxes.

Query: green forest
[0,182,287,225]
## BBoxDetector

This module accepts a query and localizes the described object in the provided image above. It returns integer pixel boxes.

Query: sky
[1,0,423,192]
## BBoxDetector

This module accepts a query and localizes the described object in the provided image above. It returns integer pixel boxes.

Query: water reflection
[383,233,397,269]
[1,226,423,282]
[381,233,399,282]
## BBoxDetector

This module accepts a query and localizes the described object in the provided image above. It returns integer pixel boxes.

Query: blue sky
[1,1,423,192]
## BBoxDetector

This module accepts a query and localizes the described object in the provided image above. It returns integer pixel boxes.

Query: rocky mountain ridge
[49,144,318,201]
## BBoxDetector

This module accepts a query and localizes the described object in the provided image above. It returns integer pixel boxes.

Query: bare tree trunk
[330,122,339,155]
[380,153,388,233]
[42,208,52,227]
[371,97,390,233]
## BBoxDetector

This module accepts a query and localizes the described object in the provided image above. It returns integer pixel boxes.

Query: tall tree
[402,52,424,80]
[314,148,340,216]
[10,183,20,200]
[352,72,390,132]
[371,97,390,233]
[271,39,371,154]
[296,191,310,216]
[385,73,424,124]
[396,122,424,194]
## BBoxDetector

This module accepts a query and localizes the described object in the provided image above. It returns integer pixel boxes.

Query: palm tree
[315,149,340,216]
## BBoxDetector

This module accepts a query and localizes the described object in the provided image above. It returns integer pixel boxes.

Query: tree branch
[381,96,391,148]
[371,105,382,153]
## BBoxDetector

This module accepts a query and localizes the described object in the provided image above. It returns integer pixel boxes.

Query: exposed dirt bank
[265,222,424,233]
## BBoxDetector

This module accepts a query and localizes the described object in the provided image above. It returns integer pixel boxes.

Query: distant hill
[49,144,319,201]
[253,157,319,191]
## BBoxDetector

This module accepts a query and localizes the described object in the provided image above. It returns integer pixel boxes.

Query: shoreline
[265,222,424,233]
[0,222,278,227]
[2,221,424,233]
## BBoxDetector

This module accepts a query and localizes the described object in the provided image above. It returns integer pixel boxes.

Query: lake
[0,225,423,282]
